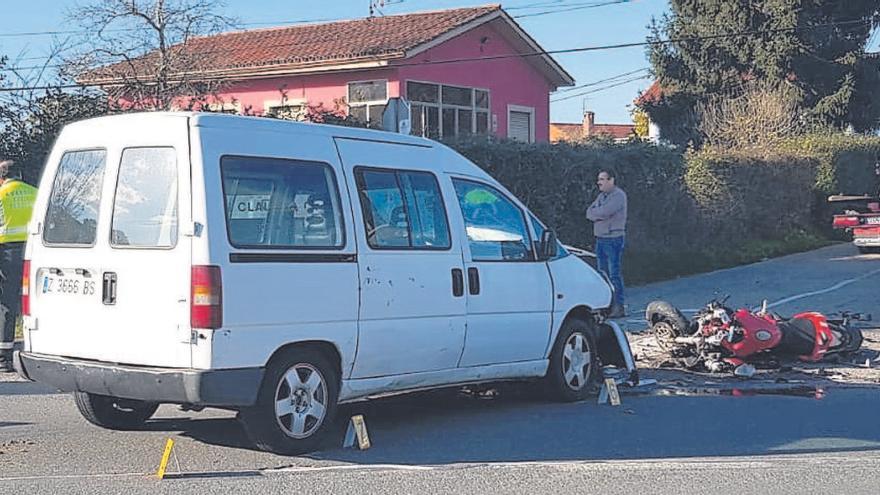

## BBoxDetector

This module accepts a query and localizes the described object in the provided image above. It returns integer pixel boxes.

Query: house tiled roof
[549,123,582,142]
[593,124,635,139]
[82,5,502,83]
[634,80,663,107]
[549,122,635,142]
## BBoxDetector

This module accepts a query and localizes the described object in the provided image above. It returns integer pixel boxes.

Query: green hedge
[782,134,880,235]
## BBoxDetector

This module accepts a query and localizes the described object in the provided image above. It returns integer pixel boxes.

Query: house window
[207,101,241,114]
[348,80,388,129]
[407,81,490,139]
[507,105,535,143]
[265,101,306,121]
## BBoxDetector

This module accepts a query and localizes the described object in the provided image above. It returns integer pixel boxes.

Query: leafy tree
[642,0,880,146]
[0,55,111,184]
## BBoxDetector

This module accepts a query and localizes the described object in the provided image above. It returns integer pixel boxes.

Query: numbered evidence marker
[343,415,371,450]
[597,378,622,406]
[156,438,175,479]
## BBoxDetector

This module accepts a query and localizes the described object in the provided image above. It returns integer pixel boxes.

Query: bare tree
[65,0,238,110]
[698,80,804,151]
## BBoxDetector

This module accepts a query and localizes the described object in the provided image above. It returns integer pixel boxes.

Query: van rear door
[27,116,193,367]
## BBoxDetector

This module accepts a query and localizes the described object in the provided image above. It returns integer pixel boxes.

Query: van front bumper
[13,351,262,407]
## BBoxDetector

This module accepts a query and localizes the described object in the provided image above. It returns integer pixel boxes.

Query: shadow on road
[137,385,880,465]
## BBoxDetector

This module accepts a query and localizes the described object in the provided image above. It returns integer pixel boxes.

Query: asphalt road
[1,243,878,494]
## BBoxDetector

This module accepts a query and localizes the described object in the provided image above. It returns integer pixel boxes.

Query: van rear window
[221,156,344,249]
[111,148,178,248]
[43,149,107,246]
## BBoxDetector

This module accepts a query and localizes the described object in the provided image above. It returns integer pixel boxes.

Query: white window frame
[406,80,491,139]
[347,79,389,128]
[507,104,536,143]
[207,101,242,115]
[263,98,308,120]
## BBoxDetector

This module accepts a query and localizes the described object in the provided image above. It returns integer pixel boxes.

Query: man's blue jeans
[595,236,625,307]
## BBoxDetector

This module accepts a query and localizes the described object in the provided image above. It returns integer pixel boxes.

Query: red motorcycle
[646,298,866,374]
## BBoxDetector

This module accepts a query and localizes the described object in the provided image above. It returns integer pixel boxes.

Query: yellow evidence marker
[156,438,175,479]
[343,414,371,450]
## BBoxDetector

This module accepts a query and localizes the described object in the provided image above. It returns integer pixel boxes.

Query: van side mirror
[539,230,558,260]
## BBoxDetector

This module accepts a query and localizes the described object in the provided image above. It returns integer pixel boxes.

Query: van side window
[452,179,533,262]
[355,168,450,250]
[221,156,344,249]
[43,149,108,246]
[111,148,178,248]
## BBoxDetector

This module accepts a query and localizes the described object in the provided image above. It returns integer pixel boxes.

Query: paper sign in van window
[229,194,271,219]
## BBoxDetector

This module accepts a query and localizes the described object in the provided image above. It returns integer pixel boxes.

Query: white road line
[4,453,879,482]
[760,267,880,311]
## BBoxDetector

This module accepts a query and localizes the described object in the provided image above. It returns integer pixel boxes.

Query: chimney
[582,111,595,137]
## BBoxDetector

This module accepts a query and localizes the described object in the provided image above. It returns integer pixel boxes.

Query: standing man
[586,169,627,318]
[0,160,37,372]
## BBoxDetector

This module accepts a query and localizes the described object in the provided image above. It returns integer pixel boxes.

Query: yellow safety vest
[0,179,37,244]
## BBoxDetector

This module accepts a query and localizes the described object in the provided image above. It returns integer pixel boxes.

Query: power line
[512,0,633,19]
[553,67,649,93]
[550,74,651,102]
[0,16,352,39]
[0,17,873,92]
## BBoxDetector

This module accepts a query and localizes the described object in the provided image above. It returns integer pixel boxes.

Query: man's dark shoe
[0,352,14,373]
[607,305,626,319]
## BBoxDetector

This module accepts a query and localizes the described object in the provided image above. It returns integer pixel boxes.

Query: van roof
[61,111,494,180]
[67,111,432,146]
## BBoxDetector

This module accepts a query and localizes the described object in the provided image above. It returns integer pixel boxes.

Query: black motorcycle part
[777,319,818,356]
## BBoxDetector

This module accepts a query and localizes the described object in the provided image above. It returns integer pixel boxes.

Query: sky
[0,0,667,125]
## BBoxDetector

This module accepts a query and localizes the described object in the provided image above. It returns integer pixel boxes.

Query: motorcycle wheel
[646,300,690,351]
[836,323,864,354]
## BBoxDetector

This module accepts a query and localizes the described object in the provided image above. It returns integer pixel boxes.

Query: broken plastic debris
[734,363,757,378]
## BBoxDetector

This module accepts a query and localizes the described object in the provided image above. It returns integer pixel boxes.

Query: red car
[831,198,880,254]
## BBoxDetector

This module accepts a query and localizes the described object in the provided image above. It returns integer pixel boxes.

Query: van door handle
[467,267,480,295]
[102,272,117,305]
[451,268,464,297]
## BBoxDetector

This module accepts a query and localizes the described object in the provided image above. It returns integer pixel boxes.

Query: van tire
[544,317,599,402]
[239,348,338,455]
[73,392,159,430]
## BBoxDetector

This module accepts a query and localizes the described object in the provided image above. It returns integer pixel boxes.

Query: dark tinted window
[221,157,344,249]
[356,168,450,250]
[43,149,107,245]
[111,148,178,248]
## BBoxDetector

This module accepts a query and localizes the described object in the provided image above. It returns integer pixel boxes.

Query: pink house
[80,5,573,143]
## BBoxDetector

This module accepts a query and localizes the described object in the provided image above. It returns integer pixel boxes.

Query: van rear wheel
[239,348,338,455]
[73,392,159,430]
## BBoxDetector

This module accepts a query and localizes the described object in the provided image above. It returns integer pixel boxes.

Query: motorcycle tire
[646,300,690,351]
[836,323,864,354]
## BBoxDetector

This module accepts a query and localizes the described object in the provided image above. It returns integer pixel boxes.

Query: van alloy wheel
[274,364,328,439]
[240,348,339,455]
[544,318,599,402]
[562,332,592,390]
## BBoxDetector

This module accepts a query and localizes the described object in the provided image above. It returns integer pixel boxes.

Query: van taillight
[21,260,30,316]
[832,216,860,228]
[191,265,222,329]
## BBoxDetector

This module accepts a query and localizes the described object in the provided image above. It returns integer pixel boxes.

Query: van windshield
[43,149,108,246]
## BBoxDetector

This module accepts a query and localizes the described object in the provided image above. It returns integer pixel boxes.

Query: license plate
[867,216,880,225]
[40,272,98,297]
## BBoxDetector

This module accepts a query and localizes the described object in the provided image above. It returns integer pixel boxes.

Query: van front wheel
[239,349,338,455]
[544,318,599,402]
[73,392,159,430]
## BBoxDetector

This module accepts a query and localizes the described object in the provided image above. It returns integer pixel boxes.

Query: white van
[15,112,635,454]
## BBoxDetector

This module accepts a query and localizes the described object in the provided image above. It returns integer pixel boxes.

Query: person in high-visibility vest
[0,160,37,372]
